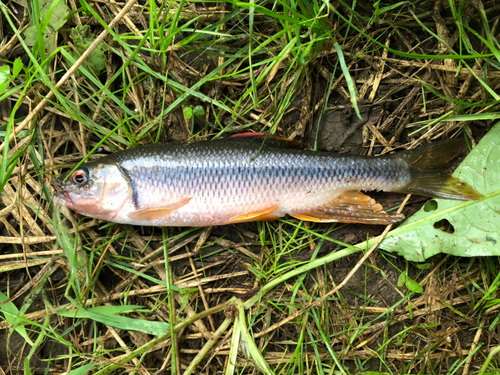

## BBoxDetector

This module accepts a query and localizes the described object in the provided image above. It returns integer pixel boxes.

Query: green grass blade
[334,42,360,119]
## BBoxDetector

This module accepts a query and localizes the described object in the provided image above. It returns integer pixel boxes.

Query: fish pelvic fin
[395,140,483,200]
[227,205,279,223]
[291,191,405,225]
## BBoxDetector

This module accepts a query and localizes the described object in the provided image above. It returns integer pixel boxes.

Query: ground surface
[0,0,500,374]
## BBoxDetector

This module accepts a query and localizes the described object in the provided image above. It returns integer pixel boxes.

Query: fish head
[55,163,133,220]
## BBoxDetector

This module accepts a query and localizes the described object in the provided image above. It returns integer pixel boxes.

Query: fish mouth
[54,191,71,207]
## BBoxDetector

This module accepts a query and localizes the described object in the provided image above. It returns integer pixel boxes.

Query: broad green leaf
[0,81,9,96]
[57,305,170,335]
[23,26,38,47]
[193,105,205,117]
[42,0,70,31]
[24,0,69,55]
[0,65,10,95]
[405,277,423,293]
[0,292,34,345]
[183,106,193,120]
[0,65,10,83]
[12,57,23,78]
[397,272,406,288]
[380,121,500,261]
[43,28,58,56]
[397,272,423,294]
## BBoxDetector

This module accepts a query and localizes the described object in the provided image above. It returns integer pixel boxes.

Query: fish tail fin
[395,140,483,200]
[401,172,483,200]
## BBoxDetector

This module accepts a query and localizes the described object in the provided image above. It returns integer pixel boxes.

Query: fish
[54,134,482,227]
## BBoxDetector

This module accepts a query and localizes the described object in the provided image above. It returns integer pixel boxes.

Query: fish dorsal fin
[128,197,192,221]
[395,139,463,169]
[227,205,279,223]
[290,191,404,225]
[228,133,302,149]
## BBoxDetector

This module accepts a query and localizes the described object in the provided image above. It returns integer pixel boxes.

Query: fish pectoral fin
[290,191,405,225]
[128,197,192,221]
[227,205,279,224]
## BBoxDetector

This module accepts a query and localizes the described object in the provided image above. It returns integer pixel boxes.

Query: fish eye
[72,170,88,185]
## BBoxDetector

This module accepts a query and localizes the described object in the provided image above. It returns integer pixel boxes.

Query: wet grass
[0,0,500,374]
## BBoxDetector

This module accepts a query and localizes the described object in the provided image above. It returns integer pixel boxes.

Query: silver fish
[55,136,481,226]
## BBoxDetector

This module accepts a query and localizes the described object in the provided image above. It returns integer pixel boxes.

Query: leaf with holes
[380,121,500,261]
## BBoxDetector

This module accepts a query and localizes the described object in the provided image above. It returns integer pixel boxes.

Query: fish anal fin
[128,197,192,221]
[291,191,404,225]
[227,205,279,224]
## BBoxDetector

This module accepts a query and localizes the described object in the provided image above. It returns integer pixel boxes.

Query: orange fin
[290,191,404,225]
[227,205,279,223]
[128,197,192,221]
